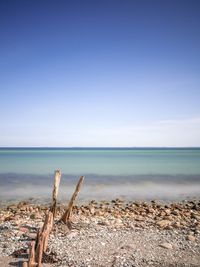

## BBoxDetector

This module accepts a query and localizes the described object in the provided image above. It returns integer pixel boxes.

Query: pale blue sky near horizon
[0,0,200,147]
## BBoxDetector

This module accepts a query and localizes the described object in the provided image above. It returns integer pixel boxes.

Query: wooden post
[35,229,44,267]
[61,176,84,223]
[35,211,53,266]
[50,170,61,218]
[21,171,60,267]
[28,241,37,267]
[42,212,53,252]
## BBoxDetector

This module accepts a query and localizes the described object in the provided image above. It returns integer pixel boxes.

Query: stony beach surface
[0,199,200,267]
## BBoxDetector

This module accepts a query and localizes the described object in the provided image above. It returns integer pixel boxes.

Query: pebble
[156,220,171,228]
[68,231,78,240]
[186,235,196,242]
[159,242,173,249]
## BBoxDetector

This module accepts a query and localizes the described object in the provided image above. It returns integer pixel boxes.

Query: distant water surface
[0,148,200,203]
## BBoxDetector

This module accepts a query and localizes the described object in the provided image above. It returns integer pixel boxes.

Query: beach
[1,0,200,265]
[0,148,200,266]
[0,199,200,266]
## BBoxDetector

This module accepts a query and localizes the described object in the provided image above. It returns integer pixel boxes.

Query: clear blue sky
[0,0,200,147]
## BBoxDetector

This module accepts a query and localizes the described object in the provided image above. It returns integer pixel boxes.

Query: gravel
[47,219,200,267]
[0,200,200,267]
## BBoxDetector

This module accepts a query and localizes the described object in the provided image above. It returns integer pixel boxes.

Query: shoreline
[1,195,200,208]
[1,173,200,205]
[0,199,200,266]
[1,178,200,206]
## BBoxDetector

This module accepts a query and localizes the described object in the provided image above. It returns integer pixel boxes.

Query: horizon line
[0,146,200,149]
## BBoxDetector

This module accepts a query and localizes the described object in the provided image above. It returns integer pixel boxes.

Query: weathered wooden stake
[28,241,37,267]
[42,211,53,252]
[61,176,84,223]
[35,229,44,267]
[35,211,53,266]
[21,171,85,267]
[21,261,28,267]
[50,170,61,218]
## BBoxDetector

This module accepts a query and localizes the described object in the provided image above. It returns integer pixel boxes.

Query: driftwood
[21,170,84,266]
[28,241,37,267]
[22,170,57,267]
[35,211,53,266]
[50,170,61,218]
[42,211,53,252]
[35,229,43,267]
[61,176,84,223]
[21,241,36,266]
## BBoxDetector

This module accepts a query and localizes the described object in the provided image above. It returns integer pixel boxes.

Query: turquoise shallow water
[0,148,200,202]
[0,148,200,175]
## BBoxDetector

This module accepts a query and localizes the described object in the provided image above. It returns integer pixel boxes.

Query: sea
[0,147,200,204]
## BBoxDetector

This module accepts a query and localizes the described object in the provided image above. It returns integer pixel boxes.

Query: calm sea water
[0,148,200,203]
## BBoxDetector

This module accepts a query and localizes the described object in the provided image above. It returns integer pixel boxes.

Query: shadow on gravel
[8,262,18,266]
[153,264,199,267]
[7,261,200,267]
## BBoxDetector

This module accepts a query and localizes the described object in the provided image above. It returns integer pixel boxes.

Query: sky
[0,0,200,147]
